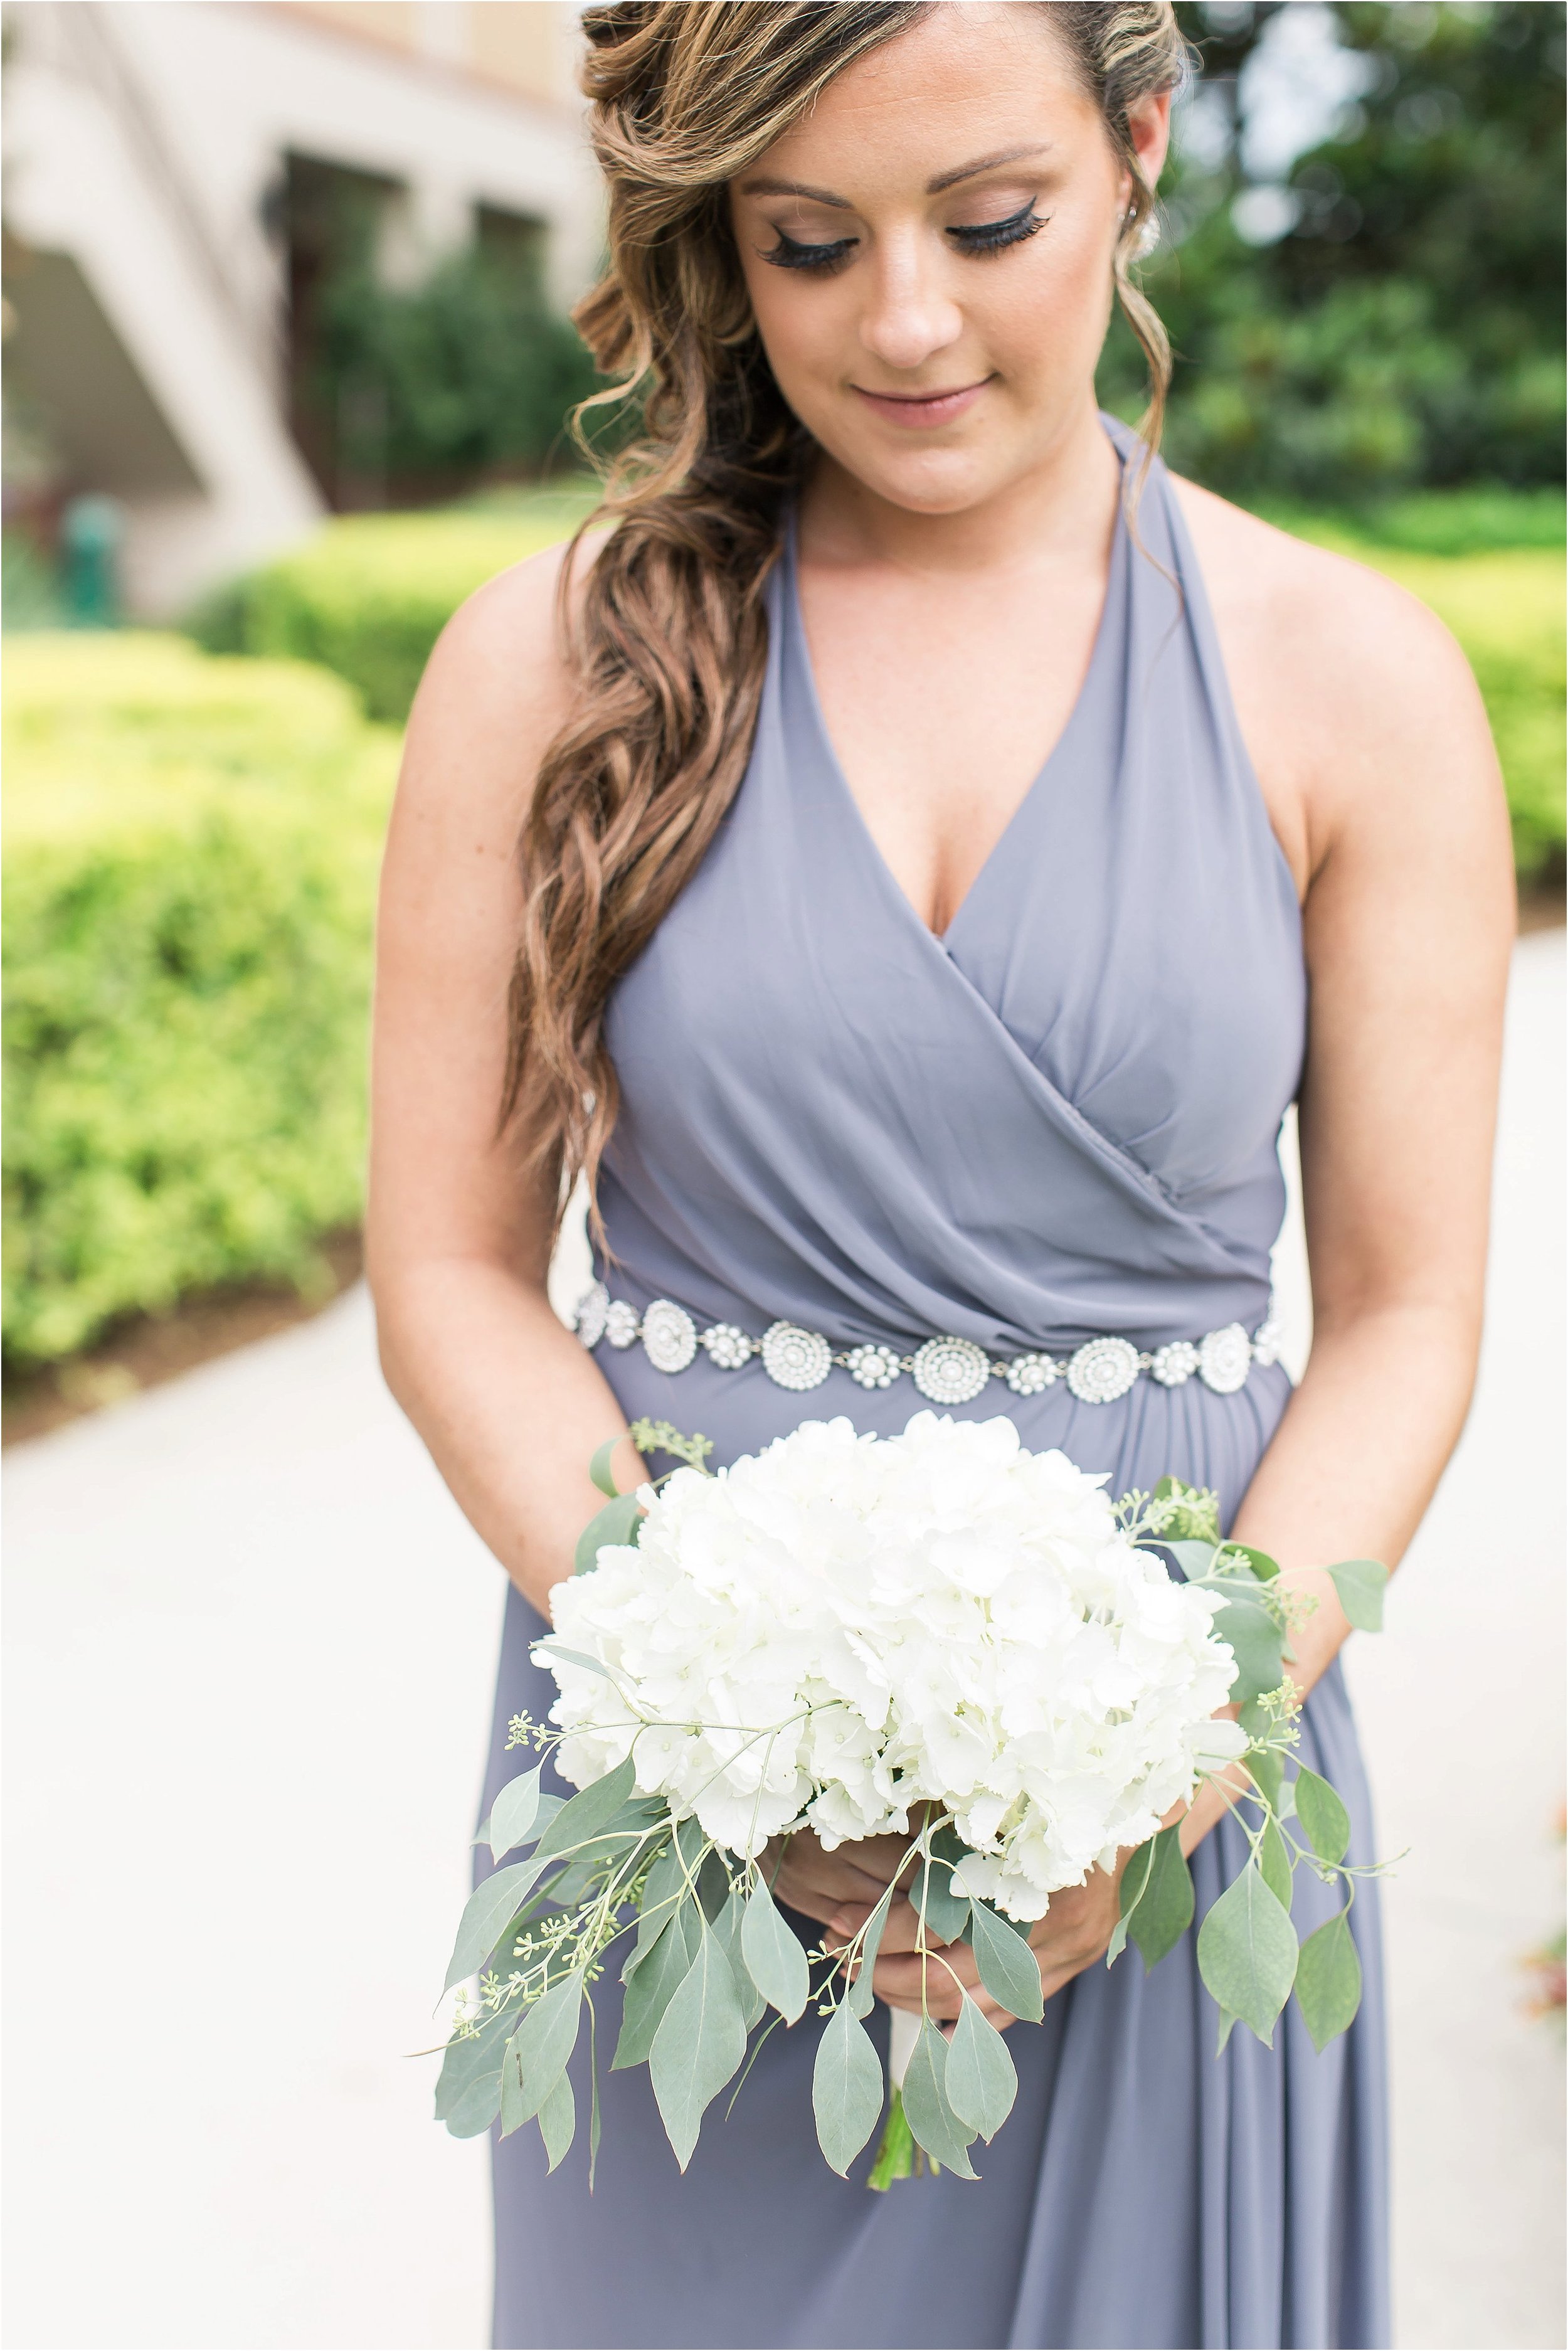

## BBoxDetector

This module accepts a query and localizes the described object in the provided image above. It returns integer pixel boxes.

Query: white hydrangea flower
[541,1413,1240,1919]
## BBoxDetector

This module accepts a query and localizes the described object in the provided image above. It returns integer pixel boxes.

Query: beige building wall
[4,0,599,612]
[278,1,576,109]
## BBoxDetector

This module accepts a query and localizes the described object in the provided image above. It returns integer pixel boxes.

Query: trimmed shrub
[186,485,601,723]
[3,634,398,1369]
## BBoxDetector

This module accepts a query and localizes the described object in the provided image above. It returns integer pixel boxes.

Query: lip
[850,378,991,429]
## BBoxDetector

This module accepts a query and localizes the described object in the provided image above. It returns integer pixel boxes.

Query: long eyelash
[950,204,1044,255]
[763,229,856,273]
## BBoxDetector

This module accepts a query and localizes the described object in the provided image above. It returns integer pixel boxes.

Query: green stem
[867,2087,918,2189]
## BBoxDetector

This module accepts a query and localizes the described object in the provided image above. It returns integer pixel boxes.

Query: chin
[809,409,1030,516]
[860,450,1012,516]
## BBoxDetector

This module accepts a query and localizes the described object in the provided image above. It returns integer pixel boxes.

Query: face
[728,4,1170,516]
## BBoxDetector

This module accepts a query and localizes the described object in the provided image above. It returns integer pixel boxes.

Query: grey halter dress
[480,423,1390,2351]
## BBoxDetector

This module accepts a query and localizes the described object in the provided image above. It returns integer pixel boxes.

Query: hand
[763,1827,915,1937]
[865,1860,1131,2031]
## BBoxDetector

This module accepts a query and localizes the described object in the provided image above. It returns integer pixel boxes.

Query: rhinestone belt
[573,1282,1282,1407]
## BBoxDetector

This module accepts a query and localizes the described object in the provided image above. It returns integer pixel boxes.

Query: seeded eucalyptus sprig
[1111,1510,1393,2054]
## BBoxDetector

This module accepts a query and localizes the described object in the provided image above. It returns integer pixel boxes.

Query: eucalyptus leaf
[628,1846,689,1970]
[1295,1768,1352,1867]
[901,2018,978,2180]
[532,1759,638,1864]
[1164,1539,1222,1582]
[698,1848,733,1923]
[1213,1589,1286,1707]
[573,1490,642,1576]
[499,1976,582,2136]
[589,2040,602,2187]
[965,1901,1044,2025]
[741,1877,810,2024]
[914,1843,972,1944]
[534,1643,615,1679]
[614,1908,697,2067]
[846,1885,895,2020]
[1106,1834,1157,1968]
[945,1995,1017,2141]
[1258,1815,1293,1912]
[1248,1746,1285,1813]
[714,1888,766,2029]
[1196,1866,1298,2044]
[649,1917,749,2169]
[435,2007,512,2126]
[1327,1557,1388,1633]
[1294,1909,1364,2051]
[538,2067,576,2170]
[486,1768,543,1864]
[443,1855,553,1991]
[811,1999,884,2176]
[1128,1826,1195,1972]
[1215,2007,1239,2056]
[1231,1543,1281,1582]
[630,1817,705,1961]
[445,2064,506,2139]
[588,1438,622,1500]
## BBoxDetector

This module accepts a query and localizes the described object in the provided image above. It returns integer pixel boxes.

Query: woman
[368,6,1512,2346]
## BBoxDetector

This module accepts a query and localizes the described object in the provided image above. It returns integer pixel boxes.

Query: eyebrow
[738,142,1052,208]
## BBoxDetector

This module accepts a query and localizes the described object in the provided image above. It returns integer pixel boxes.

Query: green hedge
[186,486,601,723]
[3,634,398,1369]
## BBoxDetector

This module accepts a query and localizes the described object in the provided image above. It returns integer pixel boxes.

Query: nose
[856,230,963,374]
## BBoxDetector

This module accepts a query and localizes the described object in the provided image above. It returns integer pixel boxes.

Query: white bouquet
[435,1413,1386,2184]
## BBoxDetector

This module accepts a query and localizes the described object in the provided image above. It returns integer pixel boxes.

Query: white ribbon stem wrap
[886,2003,922,2089]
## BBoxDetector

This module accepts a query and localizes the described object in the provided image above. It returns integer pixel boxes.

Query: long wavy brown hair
[506,0,1189,1239]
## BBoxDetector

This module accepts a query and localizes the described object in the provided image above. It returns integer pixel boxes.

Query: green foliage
[1107,3,1565,501]
[3,634,397,1371]
[812,1997,886,2177]
[184,486,600,723]
[1197,1865,1299,2046]
[1294,1909,1365,2052]
[311,244,601,497]
[946,1995,1018,2142]
[3,529,66,629]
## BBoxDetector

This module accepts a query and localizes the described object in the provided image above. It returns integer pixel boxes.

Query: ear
[1123,90,1173,202]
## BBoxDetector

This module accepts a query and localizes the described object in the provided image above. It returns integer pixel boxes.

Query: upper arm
[368,541,582,1286]
[1177,480,1514,1331]
[1294,563,1514,1328]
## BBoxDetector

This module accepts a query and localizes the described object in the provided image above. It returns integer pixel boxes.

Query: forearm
[1180,1293,1480,1852]
[371,1252,637,1615]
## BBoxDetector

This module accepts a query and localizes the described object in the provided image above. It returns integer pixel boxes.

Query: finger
[799,1859,896,1910]
[827,1893,921,1949]
[871,1949,980,2004]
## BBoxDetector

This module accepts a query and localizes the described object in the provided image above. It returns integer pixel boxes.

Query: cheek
[745,274,854,406]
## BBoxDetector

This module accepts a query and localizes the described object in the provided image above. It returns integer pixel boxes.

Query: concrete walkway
[4,932,1562,2351]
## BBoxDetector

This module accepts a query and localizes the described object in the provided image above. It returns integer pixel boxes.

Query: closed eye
[948,202,1044,255]
[763,227,857,273]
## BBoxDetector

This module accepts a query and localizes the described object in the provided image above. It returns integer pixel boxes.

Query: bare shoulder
[396,528,612,844]
[1172,475,1478,718]
[1168,475,1502,878]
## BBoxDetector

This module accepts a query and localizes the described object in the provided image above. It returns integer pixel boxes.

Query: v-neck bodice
[782,491,1128,948]
[595,417,1305,1362]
